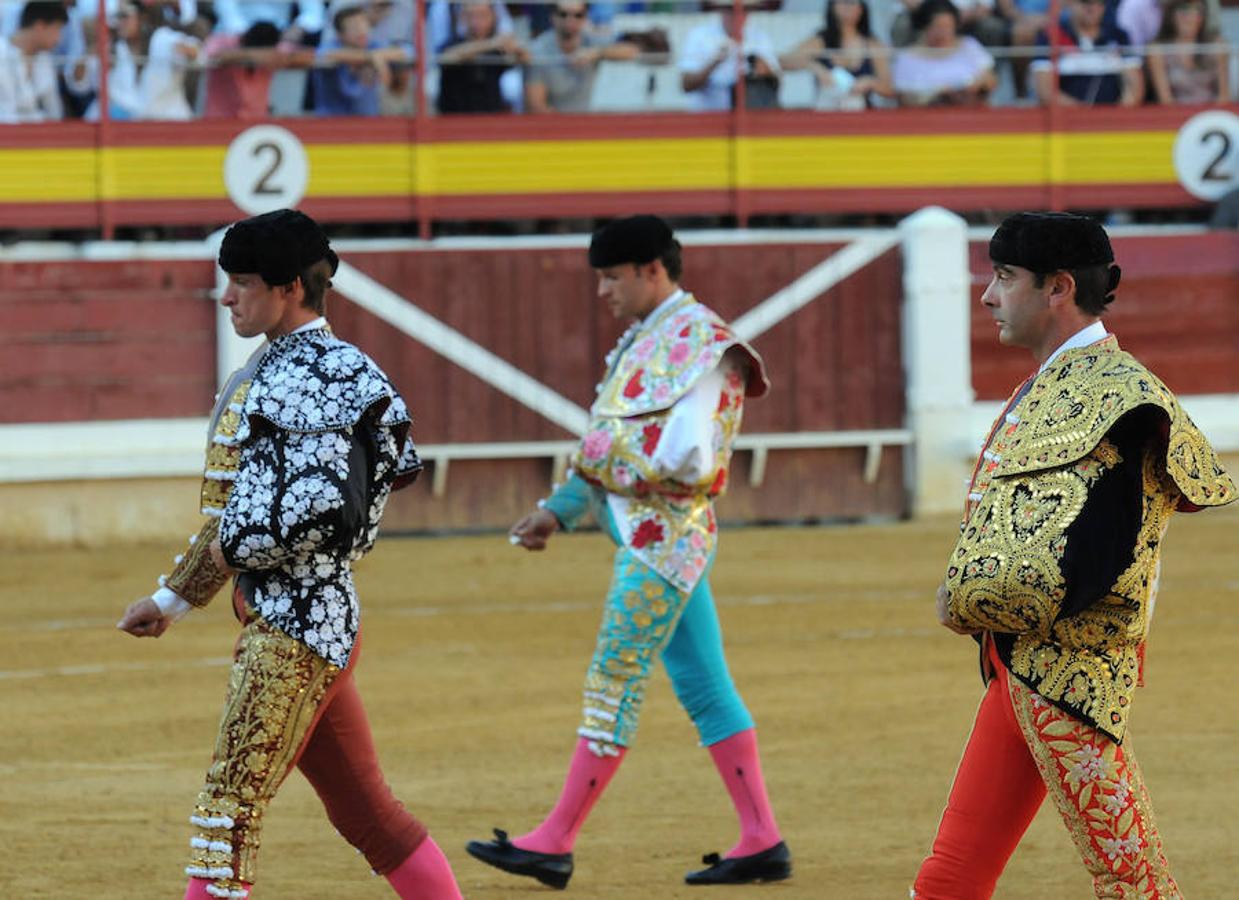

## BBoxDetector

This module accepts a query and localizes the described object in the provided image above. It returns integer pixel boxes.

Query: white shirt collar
[291,316,328,335]
[1039,320,1108,372]
[641,288,686,326]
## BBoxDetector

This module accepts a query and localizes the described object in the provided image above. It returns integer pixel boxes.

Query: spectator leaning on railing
[780,0,894,109]
[202,20,284,119]
[1145,0,1230,104]
[0,0,68,121]
[891,0,996,106]
[1031,0,1142,106]
[312,1,406,116]
[679,0,781,111]
[138,10,202,119]
[524,0,638,113]
[436,1,528,114]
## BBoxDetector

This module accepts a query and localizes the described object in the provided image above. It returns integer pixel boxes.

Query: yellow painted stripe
[736,134,1047,188]
[424,137,733,194]
[0,130,1181,204]
[0,149,98,201]
[307,143,417,195]
[101,146,226,199]
[1057,131,1175,185]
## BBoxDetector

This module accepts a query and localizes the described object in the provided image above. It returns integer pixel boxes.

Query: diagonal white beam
[332,262,591,436]
[730,234,901,342]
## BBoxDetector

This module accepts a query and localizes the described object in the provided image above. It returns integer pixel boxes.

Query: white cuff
[152,586,193,622]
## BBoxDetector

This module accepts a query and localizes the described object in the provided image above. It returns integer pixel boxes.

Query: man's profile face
[595,262,658,322]
[980,264,1052,349]
[221,272,292,338]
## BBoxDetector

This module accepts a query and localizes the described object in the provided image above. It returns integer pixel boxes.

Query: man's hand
[509,508,560,551]
[117,597,170,638]
[936,583,980,635]
[209,539,236,576]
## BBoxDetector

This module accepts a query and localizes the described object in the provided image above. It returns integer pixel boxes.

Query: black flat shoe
[465,828,574,890]
[685,841,792,885]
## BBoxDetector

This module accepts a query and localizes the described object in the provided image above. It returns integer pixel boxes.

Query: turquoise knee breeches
[578,544,753,754]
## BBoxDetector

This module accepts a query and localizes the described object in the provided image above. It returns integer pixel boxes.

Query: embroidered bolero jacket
[945,336,1234,741]
[160,327,421,668]
[565,293,768,593]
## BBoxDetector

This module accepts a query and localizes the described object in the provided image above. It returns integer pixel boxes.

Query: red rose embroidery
[679,326,692,337]
[623,369,645,399]
[709,469,727,495]
[641,423,662,455]
[706,509,717,533]
[716,392,730,412]
[631,519,665,549]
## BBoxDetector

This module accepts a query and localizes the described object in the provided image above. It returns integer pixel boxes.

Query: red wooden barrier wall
[0,241,908,527]
[0,259,216,421]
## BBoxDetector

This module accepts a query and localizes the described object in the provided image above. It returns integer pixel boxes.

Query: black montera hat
[588,215,676,269]
[219,209,339,286]
[989,211,1115,273]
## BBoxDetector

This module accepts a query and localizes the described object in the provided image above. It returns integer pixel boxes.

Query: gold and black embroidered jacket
[945,336,1234,742]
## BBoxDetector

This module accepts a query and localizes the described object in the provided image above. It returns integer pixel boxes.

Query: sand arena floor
[3,510,1237,899]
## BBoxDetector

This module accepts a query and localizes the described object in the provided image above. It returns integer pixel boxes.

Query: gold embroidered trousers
[186,599,426,897]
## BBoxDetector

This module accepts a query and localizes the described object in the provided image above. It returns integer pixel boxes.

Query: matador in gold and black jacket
[946,334,1234,743]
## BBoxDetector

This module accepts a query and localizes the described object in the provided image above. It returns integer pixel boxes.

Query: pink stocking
[708,728,782,858]
[384,837,462,900]
[514,737,627,854]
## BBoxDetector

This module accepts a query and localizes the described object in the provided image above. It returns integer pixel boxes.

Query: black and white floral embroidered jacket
[218,326,421,668]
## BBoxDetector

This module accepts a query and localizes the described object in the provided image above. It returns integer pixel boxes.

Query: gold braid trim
[947,438,1119,636]
[200,379,251,517]
[188,617,340,888]
[165,518,230,609]
[993,337,1234,508]
[1007,452,1180,741]
[1008,675,1182,898]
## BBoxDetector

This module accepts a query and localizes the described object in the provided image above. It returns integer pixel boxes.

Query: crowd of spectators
[0,0,1232,121]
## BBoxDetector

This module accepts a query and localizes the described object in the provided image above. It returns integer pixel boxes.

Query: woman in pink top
[891,0,995,106]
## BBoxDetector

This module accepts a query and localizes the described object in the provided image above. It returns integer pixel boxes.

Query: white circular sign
[1172,110,1239,202]
[223,125,309,215]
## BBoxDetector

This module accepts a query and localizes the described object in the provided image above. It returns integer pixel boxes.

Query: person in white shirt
[138,19,200,118]
[679,0,781,110]
[465,215,791,890]
[0,1,67,122]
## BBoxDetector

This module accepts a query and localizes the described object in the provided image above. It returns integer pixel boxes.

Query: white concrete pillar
[899,207,975,517]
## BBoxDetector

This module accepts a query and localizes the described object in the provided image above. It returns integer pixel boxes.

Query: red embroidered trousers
[913,641,1181,900]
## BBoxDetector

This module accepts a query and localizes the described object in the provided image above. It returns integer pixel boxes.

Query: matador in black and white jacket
[118,209,462,900]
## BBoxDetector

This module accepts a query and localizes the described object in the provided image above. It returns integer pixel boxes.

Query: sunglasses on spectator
[554,8,588,18]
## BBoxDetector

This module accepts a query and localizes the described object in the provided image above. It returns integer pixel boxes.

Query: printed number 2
[253,141,284,195]
[1200,129,1231,183]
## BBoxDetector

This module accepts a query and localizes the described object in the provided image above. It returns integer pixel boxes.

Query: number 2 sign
[1173,110,1239,203]
[223,125,310,215]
